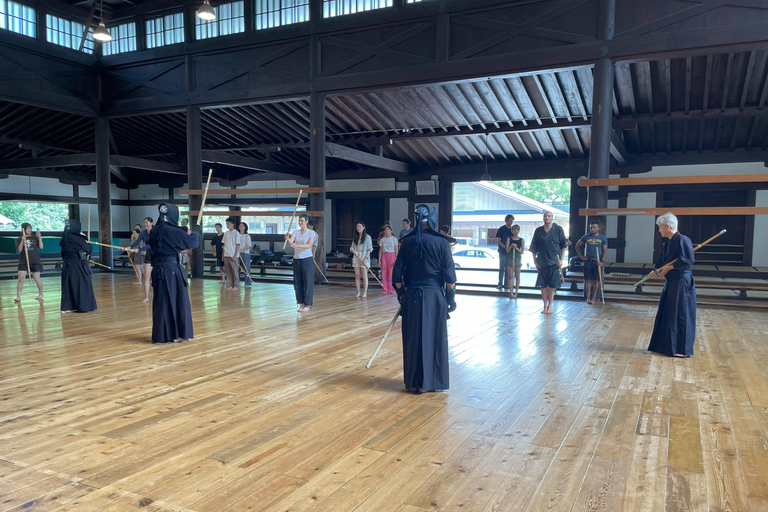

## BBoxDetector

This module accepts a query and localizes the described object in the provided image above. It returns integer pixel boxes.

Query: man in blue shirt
[399,219,413,240]
[576,222,608,304]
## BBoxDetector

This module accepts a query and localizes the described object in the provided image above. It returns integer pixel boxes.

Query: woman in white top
[238,222,253,287]
[350,222,373,298]
[285,214,316,312]
[379,224,398,294]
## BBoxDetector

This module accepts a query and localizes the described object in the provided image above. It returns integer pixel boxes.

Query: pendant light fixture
[197,0,216,20]
[92,0,112,42]
[480,133,492,182]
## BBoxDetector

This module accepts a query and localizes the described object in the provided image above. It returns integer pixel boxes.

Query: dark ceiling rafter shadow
[319,22,436,77]
[195,41,309,92]
[614,0,767,39]
[0,51,96,107]
[450,0,594,60]
[105,60,186,98]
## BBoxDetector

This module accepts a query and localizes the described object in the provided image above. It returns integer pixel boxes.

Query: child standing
[506,224,525,298]
[379,225,398,294]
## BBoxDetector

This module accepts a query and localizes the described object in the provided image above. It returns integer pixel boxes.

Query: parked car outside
[451,247,499,269]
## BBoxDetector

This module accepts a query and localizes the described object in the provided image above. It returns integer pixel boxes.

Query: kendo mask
[65,219,82,234]
[158,203,179,227]
[414,204,437,246]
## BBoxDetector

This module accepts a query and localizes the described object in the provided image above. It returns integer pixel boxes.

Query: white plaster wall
[624,192,657,264]
[390,197,409,228]
[2,175,75,195]
[754,190,768,267]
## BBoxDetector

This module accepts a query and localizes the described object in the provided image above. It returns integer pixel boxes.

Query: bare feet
[35,295,43,302]
[14,298,21,303]
[141,297,149,303]
[587,299,593,305]
[296,304,304,312]
[133,281,142,285]
[673,354,690,358]
[298,306,311,312]
[355,293,361,298]
[362,293,367,298]
[61,310,73,314]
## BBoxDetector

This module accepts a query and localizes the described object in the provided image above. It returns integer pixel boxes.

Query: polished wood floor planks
[0,275,765,512]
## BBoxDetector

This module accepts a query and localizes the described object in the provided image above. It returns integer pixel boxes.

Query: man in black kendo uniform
[148,204,200,343]
[393,205,457,394]
[60,219,97,314]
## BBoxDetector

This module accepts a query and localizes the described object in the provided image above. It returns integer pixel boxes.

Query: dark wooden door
[656,190,748,266]
[334,198,386,252]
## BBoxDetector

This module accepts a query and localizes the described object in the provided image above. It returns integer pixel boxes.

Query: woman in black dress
[15,222,44,303]
[60,219,97,314]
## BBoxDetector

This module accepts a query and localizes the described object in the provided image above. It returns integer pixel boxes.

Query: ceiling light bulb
[93,21,112,42]
[197,0,216,20]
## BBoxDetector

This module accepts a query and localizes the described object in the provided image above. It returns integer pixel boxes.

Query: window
[102,22,136,56]
[453,182,476,211]
[255,0,309,30]
[0,201,69,231]
[46,14,94,53]
[196,1,244,40]
[146,12,184,48]
[324,0,392,18]
[0,1,35,37]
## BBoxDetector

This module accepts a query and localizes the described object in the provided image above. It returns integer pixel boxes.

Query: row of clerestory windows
[1,0,442,56]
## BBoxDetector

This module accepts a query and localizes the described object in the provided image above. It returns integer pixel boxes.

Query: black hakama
[149,222,199,343]
[393,229,456,392]
[400,287,450,391]
[648,273,696,356]
[60,231,97,313]
[648,232,697,357]
[151,262,194,342]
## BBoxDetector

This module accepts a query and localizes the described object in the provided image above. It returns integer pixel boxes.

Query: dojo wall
[614,162,768,266]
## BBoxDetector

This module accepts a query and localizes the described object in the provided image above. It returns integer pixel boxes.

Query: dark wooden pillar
[587,0,615,230]
[187,105,204,278]
[95,117,113,268]
[310,91,326,282]
[569,175,587,256]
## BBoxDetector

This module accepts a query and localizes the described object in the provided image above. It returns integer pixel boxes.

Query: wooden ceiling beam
[200,150,307,176]
[324,143,409,174]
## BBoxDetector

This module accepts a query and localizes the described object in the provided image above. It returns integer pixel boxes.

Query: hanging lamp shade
[197,0,216,20]
[480,133,491,181]
[92,21,112,42]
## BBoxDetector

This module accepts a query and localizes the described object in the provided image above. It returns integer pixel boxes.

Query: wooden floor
[1,275,766,512]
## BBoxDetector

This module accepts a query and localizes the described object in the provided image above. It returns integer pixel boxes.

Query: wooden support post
[187,105,204,278]
[587,0,616,234]
[310,91,326,284]
[95,117,113,269]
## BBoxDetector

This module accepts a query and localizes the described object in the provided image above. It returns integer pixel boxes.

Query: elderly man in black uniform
[60,219,97,314]
[647,212,697,357]
[147,204,200,343]
[393,204,457,394]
